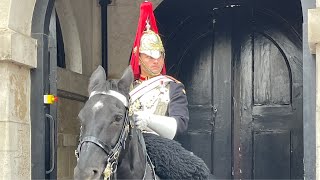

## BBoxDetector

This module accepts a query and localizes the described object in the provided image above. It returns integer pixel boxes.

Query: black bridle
[75,90,132,179]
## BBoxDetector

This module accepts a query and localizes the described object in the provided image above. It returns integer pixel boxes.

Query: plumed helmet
[130,1,166,79]
[139,23,165,59]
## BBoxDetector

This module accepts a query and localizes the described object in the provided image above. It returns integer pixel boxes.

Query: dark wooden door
[172,13,233,178]
[169,7,303,179]
[232,8,303,179]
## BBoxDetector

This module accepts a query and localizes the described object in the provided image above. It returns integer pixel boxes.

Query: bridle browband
[89,90,129,107]
[75,90,131,180]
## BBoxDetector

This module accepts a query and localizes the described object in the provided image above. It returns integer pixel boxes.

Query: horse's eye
[115,115,123,122]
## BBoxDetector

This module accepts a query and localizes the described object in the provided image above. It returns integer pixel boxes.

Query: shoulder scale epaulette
[164,75,181,83]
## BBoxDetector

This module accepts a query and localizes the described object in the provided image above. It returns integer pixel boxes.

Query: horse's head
[74,66,133,179]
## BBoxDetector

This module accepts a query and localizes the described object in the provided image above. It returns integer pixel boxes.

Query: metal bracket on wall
[108,0,116,6]
[99,0,115,6]
[211,106,218,127]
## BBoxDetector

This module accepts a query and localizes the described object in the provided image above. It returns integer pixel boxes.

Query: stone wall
[0,0,37,179]
[0,63,32,179]
[308,0,320,179]
[55,0,101,76]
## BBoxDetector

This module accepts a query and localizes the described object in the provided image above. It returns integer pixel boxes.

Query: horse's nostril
[92,169,100,177]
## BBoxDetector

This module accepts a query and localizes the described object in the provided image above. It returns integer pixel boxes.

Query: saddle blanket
[143,133,211,180]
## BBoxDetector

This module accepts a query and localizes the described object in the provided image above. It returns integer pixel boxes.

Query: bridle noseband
[75,90,132,180]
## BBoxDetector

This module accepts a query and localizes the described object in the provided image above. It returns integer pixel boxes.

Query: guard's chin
[150,69,161,76]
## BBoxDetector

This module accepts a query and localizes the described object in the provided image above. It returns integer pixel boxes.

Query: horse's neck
[117,129,146,179]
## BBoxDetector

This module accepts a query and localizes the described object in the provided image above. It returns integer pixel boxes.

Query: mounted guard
[129,1,211,179]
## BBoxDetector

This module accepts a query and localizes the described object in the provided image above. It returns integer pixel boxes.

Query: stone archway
[0,0,52,179]
[31,0,104,178]
[31,0,55,179]
[55,0,83,74]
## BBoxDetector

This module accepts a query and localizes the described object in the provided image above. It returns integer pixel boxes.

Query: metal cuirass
[129,80,171,116]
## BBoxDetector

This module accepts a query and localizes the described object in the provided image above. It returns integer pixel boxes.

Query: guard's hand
[132,111,152,130]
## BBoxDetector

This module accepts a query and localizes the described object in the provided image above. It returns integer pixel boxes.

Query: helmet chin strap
[139,58,163,78]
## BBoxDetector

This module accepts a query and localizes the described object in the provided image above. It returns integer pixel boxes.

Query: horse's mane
[105,79,118,90]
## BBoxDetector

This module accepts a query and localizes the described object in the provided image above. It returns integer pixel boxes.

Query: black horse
[74,65,211,180]
[74,66,156,179]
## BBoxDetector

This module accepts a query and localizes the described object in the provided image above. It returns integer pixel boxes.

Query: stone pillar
[0,0,37,179]
[309,1,320,179]
[317,44,320,180]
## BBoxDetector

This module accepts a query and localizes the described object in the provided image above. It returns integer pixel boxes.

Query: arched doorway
[31,1,55,179]
[31,0,101,179]
[155,0,303,179]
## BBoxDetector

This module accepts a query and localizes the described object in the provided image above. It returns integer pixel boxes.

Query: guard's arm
[134,111,177,139]
[168,82,189,135]
[133,82,189,139]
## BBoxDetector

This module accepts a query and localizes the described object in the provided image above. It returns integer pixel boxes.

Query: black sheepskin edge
[143,133,210,180]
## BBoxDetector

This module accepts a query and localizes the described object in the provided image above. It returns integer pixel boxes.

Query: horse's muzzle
[74,166,102,180]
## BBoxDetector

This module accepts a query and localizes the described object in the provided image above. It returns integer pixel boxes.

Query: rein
[75,90,132,180]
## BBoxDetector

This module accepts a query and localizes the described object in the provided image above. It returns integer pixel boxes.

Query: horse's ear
[118,66,133,94]
[88,65,106,94]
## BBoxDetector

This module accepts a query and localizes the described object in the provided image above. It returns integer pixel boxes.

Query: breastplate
[130,82,170,116]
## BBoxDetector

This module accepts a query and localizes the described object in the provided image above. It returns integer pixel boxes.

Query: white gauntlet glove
[133,111,178,139]
[133,111,151,131]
